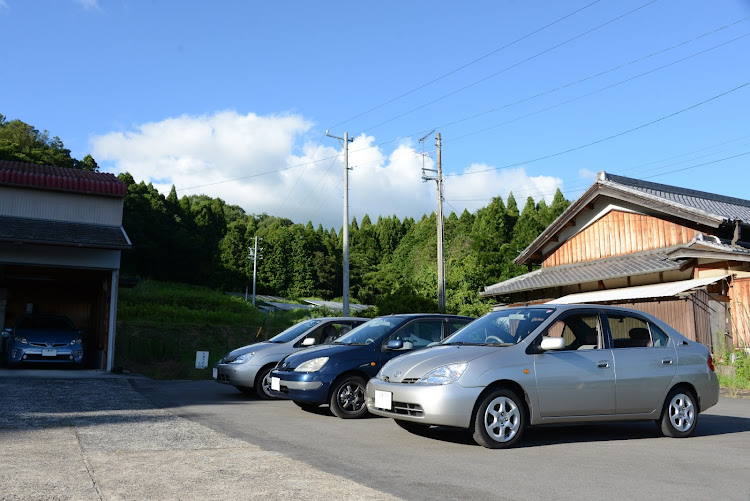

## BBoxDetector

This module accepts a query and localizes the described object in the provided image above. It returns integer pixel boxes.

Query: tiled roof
[0,160,127,197]
[481,247,682,297]
[603,173,750,223]
[0,216,131,250]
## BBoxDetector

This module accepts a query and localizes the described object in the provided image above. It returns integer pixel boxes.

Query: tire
[658,388,698,438]
[472,388,526,449]
[293,401,320,411]
[255,365,279,400]
[329,376,369,419]
[394,419,429,433]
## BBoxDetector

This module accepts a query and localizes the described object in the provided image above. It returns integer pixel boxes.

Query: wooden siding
[542,210,698,267]
[729,277,750,348]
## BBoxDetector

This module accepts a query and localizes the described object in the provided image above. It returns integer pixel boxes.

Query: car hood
[279,343,367,369]
[377,345,499,382]
[224,342,274,360]
[14,329,79,344]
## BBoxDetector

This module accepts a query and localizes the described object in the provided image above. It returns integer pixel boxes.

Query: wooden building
[0,160,131,370]
[480,171,750,351]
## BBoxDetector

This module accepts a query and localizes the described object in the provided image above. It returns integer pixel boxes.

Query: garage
[0,160,130,370]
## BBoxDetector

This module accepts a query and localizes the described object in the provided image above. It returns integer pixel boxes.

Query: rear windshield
[334,317,408,345]
[443,308,555,346]
[268,319,322,343]
[17,316,75,331]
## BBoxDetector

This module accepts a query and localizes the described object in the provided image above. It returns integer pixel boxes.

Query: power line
[326,0,604,131]
[359,0,660,134]
[445,80,750,177]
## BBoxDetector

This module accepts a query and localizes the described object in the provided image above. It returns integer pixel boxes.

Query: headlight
[14,336,28,344]
[418,363,468,385]
[70,339,82,345]
[294,357,328,372]
[229,352,255,364]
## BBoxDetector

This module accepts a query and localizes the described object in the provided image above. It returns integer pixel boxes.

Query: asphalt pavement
[0,370,400,501]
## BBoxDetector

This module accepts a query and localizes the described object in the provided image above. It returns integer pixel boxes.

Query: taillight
[708,354,715,372]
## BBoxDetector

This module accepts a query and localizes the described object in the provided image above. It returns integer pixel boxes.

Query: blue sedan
[268,314,474,418]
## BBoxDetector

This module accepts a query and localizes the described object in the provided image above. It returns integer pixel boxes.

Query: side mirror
[301,338,316,347]
[386,339,404,350]
[540,337,566,351]
[1,328,10,339]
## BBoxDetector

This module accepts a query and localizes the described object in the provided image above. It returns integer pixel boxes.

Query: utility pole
[326,130,354,316]
[248,236,262,306]
[421,131,446,312]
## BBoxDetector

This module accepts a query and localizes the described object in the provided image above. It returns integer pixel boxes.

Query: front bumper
[214,362,261,387]
[8,345,83,364]
[365,378,483,429]
[268,370,332,404]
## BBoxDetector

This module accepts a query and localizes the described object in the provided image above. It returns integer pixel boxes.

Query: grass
[115,280,318,380]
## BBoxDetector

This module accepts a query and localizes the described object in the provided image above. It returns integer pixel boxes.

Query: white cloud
[91,111,563,228]
[578,168,598,181]
[75,0,101,11]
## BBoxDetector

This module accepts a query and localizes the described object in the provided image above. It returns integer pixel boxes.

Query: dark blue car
[268,314,474,418]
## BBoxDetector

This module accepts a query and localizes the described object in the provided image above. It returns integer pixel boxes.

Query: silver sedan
[214,317,367,398]
[366,304,719,448]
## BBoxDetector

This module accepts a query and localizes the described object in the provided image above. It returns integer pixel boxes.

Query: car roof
[378,313,475,320]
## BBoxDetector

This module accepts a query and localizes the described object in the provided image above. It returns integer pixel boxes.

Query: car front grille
[30,342,68,348]
[400,378,419,384]
[373,401,424,417]
[216,372,231,382]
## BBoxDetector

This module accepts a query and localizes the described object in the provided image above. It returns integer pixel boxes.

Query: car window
[444,308,554,345]
[448,320,470,335]
[544,314,600,350]
[391,320,444,350]
[649,322,670,347]
[268,319,322,343]
[17,316,75,330]
[606,314,657,348]
[295,321,362,347]
[334,317,407,345]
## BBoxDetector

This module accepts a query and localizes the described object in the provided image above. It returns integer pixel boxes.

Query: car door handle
[662,358,673,365]
[597,361,610,368]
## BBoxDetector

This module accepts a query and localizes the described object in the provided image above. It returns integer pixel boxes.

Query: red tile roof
[0,160,127,197]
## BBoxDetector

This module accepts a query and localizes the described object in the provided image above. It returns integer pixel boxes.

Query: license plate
[212,368,218,379]
[41,349,57,357]
[375,390,392,410]
[271,377,280,392]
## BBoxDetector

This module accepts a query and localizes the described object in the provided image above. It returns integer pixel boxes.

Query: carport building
[0,160,131,370]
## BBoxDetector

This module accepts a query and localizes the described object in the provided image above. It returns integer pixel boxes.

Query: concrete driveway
[2,370,750,500]
[0,372,399,501]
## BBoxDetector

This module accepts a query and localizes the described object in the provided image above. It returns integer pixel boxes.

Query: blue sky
[2,0,749,229]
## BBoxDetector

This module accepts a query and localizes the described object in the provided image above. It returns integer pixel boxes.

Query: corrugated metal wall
[0,187,123,226]
[604,293,714,349]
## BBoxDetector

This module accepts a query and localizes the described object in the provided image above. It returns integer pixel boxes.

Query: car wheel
[472,388,525,449]
[330,376,368,419]
[255,365,279,400]
[394,419,429,433]
[658,388,698,438]
[293,401,320,411]
[236,386,255,395]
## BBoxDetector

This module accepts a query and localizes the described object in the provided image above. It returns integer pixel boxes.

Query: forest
[1,115,570,316]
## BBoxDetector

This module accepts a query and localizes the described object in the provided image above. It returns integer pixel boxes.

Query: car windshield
[333,317,407,345]
[268,319,322,343]
[17,316,75,330]
[442,308,555,346]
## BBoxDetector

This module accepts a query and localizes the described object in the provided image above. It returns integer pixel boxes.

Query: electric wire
[326,0,604,131]
[444,80,750,177]
[359,0,660,134]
